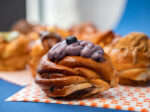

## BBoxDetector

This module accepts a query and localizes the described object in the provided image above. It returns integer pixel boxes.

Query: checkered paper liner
[6,84,150,112]
[0,70,34,86]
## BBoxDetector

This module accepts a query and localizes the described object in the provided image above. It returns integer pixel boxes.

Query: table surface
[0,79,128,112]
[0,0,150,112]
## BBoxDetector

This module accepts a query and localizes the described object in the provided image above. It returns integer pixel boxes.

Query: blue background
[1,0,150,112]
[115,0,150,37]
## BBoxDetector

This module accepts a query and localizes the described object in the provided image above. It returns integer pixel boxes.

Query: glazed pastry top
[48,36,104,62]
[115,32,148,51]
[113,32,150,64]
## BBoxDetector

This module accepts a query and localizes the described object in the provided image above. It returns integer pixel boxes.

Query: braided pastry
[105,32,150,85]
[35,36,118,99]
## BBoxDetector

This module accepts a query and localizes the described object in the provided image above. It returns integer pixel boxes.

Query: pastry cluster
[0,20,69,72]
[1,19,150,99]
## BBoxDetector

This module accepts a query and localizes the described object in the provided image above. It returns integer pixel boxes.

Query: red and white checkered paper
[6,84,150,112]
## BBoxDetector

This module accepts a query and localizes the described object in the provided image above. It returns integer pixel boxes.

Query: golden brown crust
[69,22,97,39]
[0,34,29,71]
[0,55,27,71]
[119,77,150,86]
[69,23,118,48]
[28,31,68,77]
[58,55,118,86]
[35,54,118,99]
[105,32,150,85]
[81,30,115,48]
[27,39,46,77]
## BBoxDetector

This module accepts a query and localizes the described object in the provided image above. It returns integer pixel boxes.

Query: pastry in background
[0,31,29,71]
[104,35,121,53]
[11,19,48,43]
[105,32,150,85]
[35,36,118,99]
[47,26,70,39]
[69,22,97,39]
[28,30,67,77]
[26,25,70,42]
[149,39,150,48]
[11,19,33,34]
[69,23,117,48]
[81,30,115,48]
[11,19,47,34]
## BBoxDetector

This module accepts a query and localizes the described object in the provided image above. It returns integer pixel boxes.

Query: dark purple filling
[48,40,104,62]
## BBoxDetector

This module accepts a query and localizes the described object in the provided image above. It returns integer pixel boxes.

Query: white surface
[26,0,40,23]
[42,0,80,28]
[77,0,127,30]
[26,0,127,30]
[0,70,33,86]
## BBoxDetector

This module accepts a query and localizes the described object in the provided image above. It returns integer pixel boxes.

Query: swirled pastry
[35,36,118,99]
[105,32,150,85]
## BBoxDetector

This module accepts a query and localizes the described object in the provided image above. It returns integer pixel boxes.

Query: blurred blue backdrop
[115,0,150,37]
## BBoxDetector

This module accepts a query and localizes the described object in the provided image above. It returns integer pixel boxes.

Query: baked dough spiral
[35,39,118,99]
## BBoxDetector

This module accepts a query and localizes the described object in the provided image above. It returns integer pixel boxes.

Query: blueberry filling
[49,86,55,92]
[66,36,78,45]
